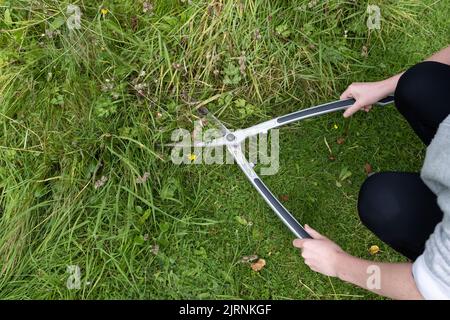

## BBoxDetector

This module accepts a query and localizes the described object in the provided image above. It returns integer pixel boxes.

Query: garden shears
[195,95,395,239]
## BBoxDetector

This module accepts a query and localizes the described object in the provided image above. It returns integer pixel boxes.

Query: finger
[293,239,307,248]
[303,259,317,270]
[305,224,325,240]
[340,87,353,100]
[343,101,363,118]
[363,105,373,112]
[301,251,310,259]
[309,265,320,273]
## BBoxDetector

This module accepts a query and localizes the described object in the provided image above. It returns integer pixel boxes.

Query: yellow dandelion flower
[369,245,380,255]
[101,8,108,16]
[188,153,197,161]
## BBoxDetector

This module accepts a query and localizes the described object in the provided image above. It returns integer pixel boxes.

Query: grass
[0,0,448,299]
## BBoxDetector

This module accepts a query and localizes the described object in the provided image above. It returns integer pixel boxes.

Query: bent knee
[395,61,444,110]
[357,172,403,232]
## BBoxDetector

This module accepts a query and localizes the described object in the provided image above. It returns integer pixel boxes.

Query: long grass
[0,0,448,299]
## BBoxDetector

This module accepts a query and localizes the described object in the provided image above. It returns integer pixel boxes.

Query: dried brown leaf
[94,176,108,189]
[136,172,150,184]
[361,45,369,58]
[251,258,266,272]
[131,16,138,32]
[151,244,159,255]
[364,163,373,175]
[369,245,380,255]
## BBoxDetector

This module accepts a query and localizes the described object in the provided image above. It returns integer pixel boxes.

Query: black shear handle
[277,95,395,124]
[253,178,312,239]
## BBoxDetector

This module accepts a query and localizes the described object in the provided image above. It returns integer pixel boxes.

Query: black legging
[358,61,450,260]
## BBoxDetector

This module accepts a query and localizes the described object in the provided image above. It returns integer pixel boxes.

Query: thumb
[343,101,363,118]
[340,87,352,101]
[305,224,326,240]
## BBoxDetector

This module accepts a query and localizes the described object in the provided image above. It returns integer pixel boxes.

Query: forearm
[377,45,450,95]
[336,253,423,300]
[425,45,450,65]
[376,73,402,96]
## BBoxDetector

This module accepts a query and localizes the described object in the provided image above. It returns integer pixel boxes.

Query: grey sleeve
[420,115,450,289]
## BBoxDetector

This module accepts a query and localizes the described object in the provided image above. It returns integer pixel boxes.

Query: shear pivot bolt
[226,133,236,142]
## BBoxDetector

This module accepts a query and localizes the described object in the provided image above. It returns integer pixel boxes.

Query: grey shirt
[413,115,450,298]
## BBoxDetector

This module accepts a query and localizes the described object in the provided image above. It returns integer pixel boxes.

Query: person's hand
[293,225,348,277]
[340,80,392,118]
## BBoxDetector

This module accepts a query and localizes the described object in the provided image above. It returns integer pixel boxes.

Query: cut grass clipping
[0,0,449,299]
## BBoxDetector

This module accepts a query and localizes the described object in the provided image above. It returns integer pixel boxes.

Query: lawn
[0,0,449,299]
